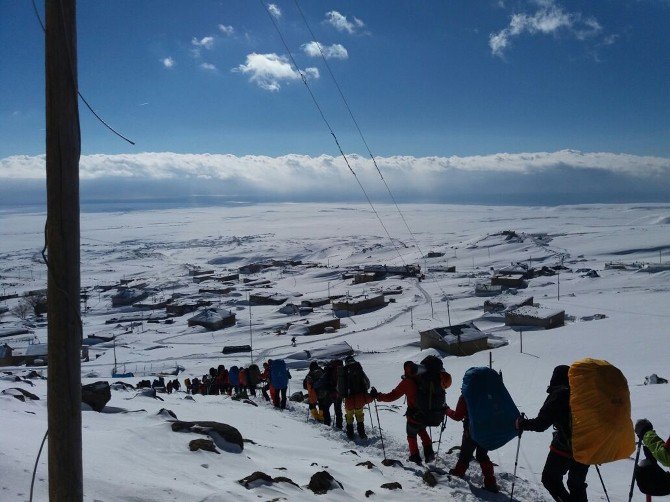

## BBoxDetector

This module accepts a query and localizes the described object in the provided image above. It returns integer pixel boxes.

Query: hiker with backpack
[215,365,229,395]
[238,367,249,398]
[304,361,325,422]
[260,361,272,401]
[207,367,219,395]
[633,419,670,497]
[228,365,240,395]
[247,363,261,397]
[516,365,589,502]
[270,358,291,409]
[337,355,372,440]
[314,359,344,429]
[190,377,200,395]
[370,356,451,465]
[445,394,500,492]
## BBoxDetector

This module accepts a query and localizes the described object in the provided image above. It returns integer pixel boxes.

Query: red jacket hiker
[372,361,435,465]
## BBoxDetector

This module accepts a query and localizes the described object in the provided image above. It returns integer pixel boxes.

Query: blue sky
[0,1,669,205]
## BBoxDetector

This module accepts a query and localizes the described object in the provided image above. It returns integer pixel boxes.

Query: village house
[419,321,489,356]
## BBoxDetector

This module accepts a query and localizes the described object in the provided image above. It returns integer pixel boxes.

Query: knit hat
[309,361,320,371]
[549,365,570,388]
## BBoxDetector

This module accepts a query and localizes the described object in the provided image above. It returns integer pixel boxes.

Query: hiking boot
[335,418,343,429]
[408,453,423,466]
[480,459,498,493]
[423,444,435,463]
[449,460,468,478]
[357,422,367,439]
[346,423,355,439]
[483,482,500,493]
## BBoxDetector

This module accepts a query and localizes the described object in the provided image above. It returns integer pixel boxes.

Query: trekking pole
[595,465,611,502]
[367,403,375,430]
[509,422,524,502]
[628,437,643,502]
[435,415,447,463]
[373,399,386,459]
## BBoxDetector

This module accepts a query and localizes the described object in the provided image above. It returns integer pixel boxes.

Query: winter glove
[635,419,653,439]
[369,387,378,400]
[515,416,526,431]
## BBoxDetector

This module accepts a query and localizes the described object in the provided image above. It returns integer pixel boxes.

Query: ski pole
[373,399,386,460]
[509,429,523,502]
[595,465,611,502]
[435,415,447,462]
[628,438,643,502]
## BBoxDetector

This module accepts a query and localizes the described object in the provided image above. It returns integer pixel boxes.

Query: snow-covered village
[1,203,669,501]
[2,1,670,501]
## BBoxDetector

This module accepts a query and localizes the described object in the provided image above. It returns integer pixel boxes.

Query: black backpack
[304,367,324,391]
[414,355,446,427]
[636,458,670,496]
[247,364,261,387]
[337,361,370,398]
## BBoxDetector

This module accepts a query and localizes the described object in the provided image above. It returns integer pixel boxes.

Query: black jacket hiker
[518,365,589,502]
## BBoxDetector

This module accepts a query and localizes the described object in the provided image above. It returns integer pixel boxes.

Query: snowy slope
[1,203,669,501]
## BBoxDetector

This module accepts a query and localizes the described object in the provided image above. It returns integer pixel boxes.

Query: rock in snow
[308,470,343,494]
[81,381,111,412]
[171,420,244,451]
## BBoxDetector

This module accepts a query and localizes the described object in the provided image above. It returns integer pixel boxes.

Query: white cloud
[325,11,365,34]
[2,151,668,204]
[268,3,281,19]
[302,41,349,60]
[161,57,175,69]
[233,53,319,91]
[489,1,603,57]
[191,36,215,49]
[200,63,217,71]
[218,24,234,36]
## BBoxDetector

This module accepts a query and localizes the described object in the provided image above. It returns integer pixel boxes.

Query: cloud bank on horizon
[1,150,669,206]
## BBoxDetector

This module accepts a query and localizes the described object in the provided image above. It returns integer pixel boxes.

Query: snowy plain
[1,202,669,501]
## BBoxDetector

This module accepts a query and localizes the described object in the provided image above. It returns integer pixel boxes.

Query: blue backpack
[271,359,289,389]
[229,366,239,386]
[461,367,520,451]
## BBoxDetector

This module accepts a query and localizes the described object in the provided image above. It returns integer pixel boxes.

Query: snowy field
[1,202,669,501]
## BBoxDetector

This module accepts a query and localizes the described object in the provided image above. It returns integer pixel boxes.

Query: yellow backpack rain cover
[569,358,635,465]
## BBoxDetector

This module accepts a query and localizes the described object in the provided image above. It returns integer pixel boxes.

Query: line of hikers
[308,356,670,500]
[169,355,668,501]
[182,360,293,409]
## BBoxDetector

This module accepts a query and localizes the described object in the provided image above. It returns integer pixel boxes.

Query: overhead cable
[259,0,407,267]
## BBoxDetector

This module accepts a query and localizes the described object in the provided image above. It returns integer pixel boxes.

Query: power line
[31,0,135,145]
[292,0,429,267]
[258,0,407,267]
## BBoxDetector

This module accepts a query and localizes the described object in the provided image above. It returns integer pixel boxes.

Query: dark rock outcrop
[308,470,343,495]
[157,408,177,419]
[289,391,305,402]
[356,461,375,469]
[1,387,40,402]
[238,471,299,490]
[381,458,403,467]
[189,439,219,453]
[380,482,402,490]
[171,420,244,452]
[422,471,438,487]
[81,381,111,412]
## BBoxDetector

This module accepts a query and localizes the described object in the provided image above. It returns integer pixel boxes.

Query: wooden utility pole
[46,0,83,500]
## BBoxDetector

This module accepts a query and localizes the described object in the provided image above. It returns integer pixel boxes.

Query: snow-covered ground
[1,202,669,501]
